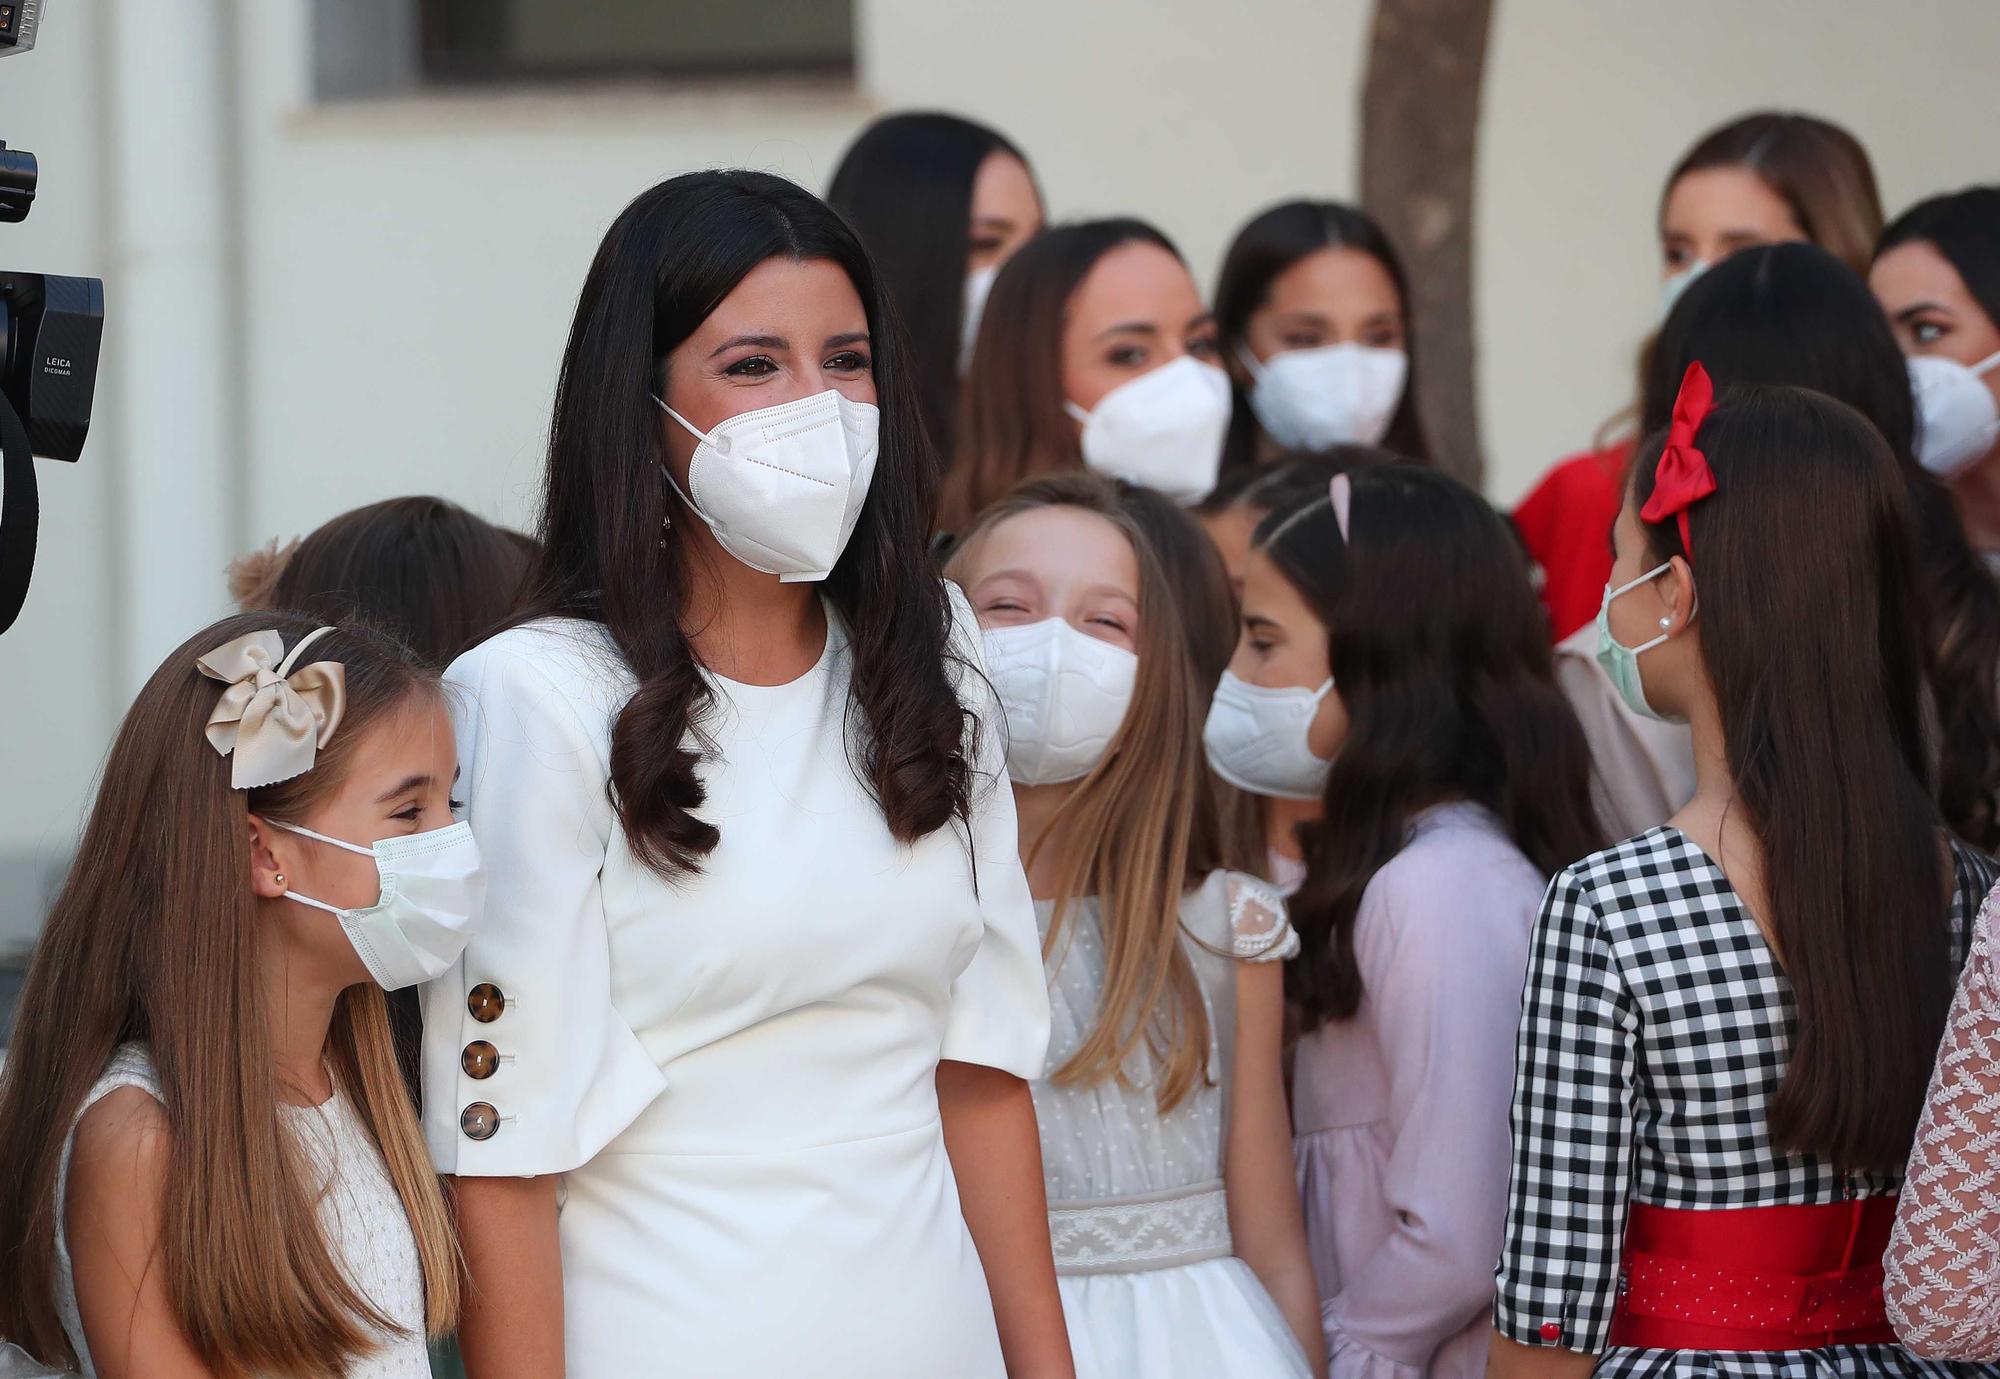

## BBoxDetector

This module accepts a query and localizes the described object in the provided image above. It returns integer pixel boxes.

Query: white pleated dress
[423,591,1051,1378]
[1033,871,1314,1379]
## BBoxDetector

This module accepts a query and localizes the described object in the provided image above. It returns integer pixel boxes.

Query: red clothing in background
[1513,439,1632,642]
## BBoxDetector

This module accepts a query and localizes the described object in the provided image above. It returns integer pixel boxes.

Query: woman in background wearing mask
[1490,373,1998,1379]
[1639,243,2000,852]
[1873,186,2000,559]
[1513,111,1882,644]
[945,219,1229,531]
[1213,201,1430,474]
[1211,467,1599,1379]
[829,111,1044,467]
[950,473,1323,1378]
[436,171,1068,1379]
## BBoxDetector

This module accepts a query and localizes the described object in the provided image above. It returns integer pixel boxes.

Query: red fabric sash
[1609,1199,1898,1351]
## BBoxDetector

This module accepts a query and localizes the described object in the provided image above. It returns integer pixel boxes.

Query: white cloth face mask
[1909,349,2000,478]
[656,388,881,582]
[272,819,487,992]
[981,617,1138,786]
[1065,356,1232,504]
[1658,259,1711,325]
[1238,341,1408,450]
[1202,670,1335,801]
[960,264,999,375]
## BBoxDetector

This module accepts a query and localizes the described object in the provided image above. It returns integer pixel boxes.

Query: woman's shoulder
[66,1046,169,1202]
[1948,839,2000,957]
[1181,870,1297,963]
[447,618,631,719]
[1368,804,1544,904]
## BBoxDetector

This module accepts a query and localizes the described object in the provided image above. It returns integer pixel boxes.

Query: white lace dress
[1033,870,1313,1379]
[11,1044,429,1378]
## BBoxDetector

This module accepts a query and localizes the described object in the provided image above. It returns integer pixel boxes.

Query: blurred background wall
[2,0,1996,950]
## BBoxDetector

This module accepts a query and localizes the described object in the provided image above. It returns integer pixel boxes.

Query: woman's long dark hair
[1877,185,2000,342]
[1649,243,2000,849]
[1632,384,1947,1170]
[1212,200,1430,474]
[828,112,1037,468]
[1273,466,1602,1030]
[945,217,1180,532]
[512,170,973,875]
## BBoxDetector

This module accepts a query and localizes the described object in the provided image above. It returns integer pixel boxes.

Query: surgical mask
[982,618,1137,786]
[1909,349,2000,478]
[656,388,880,582]
[960,264,999,374]
[1593,562,1679,723]
[272,819,486,991]
[1238,342,1407,450]
[1066,356,1232,504]
[1658,259,1710,324]
[1202,670,1335,801]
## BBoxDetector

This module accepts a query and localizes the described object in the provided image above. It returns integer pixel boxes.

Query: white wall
[2,0,1997,946]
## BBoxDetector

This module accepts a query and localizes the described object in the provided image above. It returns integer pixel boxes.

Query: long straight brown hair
[0,611,460,1373]
[1632,384,1949,1170]
[943,219,1180,534]
[949,474,1227,1111]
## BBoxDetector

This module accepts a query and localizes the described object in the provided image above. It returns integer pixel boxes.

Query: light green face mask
[1593,562,1678,723]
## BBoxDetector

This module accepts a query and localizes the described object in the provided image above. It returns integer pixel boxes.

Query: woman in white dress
[948,473,1325,1377]
[428,171,1069,1378]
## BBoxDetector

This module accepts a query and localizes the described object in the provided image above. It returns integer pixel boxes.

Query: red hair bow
[1640,361,1718,563]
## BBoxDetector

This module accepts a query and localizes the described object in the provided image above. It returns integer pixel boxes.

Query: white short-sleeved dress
[422,590,1051,1379]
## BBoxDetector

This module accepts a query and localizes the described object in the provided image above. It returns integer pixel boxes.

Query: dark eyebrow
[1187,311,1217,334]
[972,215,1017,233]
[708,333,787,359]
[376,774,432,804]
[824,331,870,350]
[1244,614,1283,633]
[1893,302,1951,323]
[1094,321,1161,342]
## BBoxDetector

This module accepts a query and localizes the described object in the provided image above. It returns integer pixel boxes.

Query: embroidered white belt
[1046,1178,1233,1276]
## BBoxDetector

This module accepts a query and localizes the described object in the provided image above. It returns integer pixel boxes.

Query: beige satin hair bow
[196,626,347,790]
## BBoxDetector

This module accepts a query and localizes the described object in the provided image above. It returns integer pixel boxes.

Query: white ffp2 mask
[657,388,880,582]
[982,618,1137,786]
[1910,350,2000,478]
[960,264,999,375]
[273,819,486,991]
[1239,342,1407,451]
[1066,356,1231,504]
[1202,670,1335,801]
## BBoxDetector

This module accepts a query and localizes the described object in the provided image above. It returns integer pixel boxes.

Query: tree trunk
[1359,0,1493,487]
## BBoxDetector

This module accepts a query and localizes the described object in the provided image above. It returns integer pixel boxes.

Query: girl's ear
[245,815,291,901]
[1664,554,1700,637]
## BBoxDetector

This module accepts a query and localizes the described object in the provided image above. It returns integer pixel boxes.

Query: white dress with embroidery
[1032,870,1313,1378]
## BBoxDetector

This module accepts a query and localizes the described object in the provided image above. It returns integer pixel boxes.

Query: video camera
[1,0,107,635]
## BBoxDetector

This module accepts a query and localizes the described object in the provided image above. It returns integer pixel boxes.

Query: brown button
[461,1040,500,1080]
[460,1102,500,1141]
[467,983,505,1023]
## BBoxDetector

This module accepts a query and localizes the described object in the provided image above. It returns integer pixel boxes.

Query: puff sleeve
[422,630,668,1177]
[935,584,1052,1080]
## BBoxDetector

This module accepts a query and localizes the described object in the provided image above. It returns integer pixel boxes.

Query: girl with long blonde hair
[0,611,473,1377]
[949,473,1323,1377]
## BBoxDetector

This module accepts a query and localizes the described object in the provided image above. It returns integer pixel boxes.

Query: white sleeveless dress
[10,1044,429,1378]
[1033,870,1314,1378]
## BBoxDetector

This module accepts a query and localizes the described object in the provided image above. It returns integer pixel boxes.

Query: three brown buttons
[460,1102,500,1141]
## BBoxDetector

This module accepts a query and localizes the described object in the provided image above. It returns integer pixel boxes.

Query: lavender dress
[1291,803,1546,1379]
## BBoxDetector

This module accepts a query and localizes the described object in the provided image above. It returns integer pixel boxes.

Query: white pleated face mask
[1909,350,2000,478]
[1066,356,1232,504]
[960,264,999,375]
[272,819,486,991]
[1239,341,1408,450]
[656,388,881,582]
[981,617,1138,786]
[1202,670,1335,801]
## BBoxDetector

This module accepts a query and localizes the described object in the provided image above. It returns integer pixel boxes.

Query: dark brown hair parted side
[944,218,1180,534]
[1664,111,1883,277]
[512,170,974,879]
[1633,383,1950,1171]
[1271,466,1603,1030]
[0,612,460,1374]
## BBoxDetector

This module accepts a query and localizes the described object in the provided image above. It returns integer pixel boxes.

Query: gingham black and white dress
[1493,825,2000,1379]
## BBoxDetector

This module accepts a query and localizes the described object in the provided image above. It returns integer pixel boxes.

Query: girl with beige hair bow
[0,611,483,1378]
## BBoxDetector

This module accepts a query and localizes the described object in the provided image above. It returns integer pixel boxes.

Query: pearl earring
[1658,617,1672,629]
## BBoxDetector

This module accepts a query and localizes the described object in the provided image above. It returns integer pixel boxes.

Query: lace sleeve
[1227,872,1299,963]
[1885,884,2000,1360]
